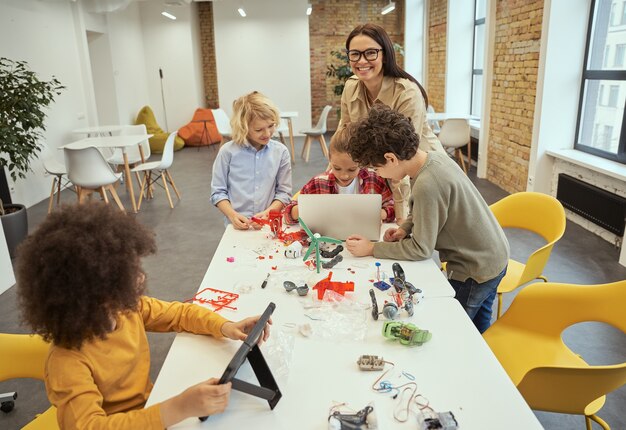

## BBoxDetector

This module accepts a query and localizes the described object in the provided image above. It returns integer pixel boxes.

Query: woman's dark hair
[16,203,157,349]
[346,23,429,107]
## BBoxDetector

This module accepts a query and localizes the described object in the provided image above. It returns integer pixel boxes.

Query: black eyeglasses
[346,48,383,62]
[283,281,309,296]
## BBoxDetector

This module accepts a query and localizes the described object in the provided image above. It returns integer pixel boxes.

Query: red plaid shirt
[284,168,395,224]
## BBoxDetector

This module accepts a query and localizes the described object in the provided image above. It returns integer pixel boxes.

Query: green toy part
[382,321,432,346]
[297,217,342,273]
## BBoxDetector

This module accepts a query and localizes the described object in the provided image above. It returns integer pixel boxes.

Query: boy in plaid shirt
[284,124,394,224]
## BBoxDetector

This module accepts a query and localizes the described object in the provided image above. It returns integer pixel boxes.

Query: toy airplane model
[298,217,342,273]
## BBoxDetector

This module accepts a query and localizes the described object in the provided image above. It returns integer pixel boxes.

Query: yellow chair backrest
[484,280,626,419]
[490,192,566,286]
[135,105,164,135]
[0,333,50,381]
[0,333,59,430]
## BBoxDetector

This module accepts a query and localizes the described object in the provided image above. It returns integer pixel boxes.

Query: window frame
[574,0,626,163]
[470,0,485,118]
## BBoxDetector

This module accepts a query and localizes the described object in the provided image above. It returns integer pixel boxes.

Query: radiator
[556,174,626,236]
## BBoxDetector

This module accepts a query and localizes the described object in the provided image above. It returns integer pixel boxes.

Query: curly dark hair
[16,203,157,349]
[347,104,420,167]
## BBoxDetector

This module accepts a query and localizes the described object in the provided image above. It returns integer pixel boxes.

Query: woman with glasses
[339,23,444,220]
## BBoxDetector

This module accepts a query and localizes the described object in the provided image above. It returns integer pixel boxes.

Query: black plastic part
[199,303,281,421]
[322,254,343,269]
[369,289,379,320]
[320,245,343,258]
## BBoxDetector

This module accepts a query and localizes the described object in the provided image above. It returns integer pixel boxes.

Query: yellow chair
[490,192,566,318]
[0,333,58,429]
[135,106,185,154]
[483,280,626,430]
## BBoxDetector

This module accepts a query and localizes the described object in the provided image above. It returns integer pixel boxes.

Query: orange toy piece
[312,272,355,300]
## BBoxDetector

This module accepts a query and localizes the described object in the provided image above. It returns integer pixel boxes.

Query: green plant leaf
[0,58,65,182]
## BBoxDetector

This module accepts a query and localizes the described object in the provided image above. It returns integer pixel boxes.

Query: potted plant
[0,57,65,257]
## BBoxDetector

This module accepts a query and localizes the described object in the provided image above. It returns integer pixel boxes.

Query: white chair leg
[161,171,174,209]
[107,184,125,212]
[301,136,310,161]
[56,175,63,205]
[165,170,181,200]
[99,186,109,204]
[319,134,329,159]
[48,177,57,214]
[137,172,148,210]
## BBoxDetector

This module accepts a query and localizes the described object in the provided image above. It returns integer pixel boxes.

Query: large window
[576,0,626,163]
[470,0,485,117]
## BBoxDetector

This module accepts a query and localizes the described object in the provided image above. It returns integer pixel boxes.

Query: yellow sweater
[44,296,229,429]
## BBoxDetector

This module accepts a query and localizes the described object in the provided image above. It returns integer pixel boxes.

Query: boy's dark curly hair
[347,104,420,167]
[16,203,157,349]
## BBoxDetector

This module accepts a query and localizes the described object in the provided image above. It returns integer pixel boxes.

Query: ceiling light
[306,3,312,15]
[161,11,177,20]
[381,1,395,15]
[238,7,247,17]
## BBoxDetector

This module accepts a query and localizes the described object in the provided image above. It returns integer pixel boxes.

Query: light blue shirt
[210,139,292,224]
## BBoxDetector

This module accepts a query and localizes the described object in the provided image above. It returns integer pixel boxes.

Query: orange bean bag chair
[178,109,222,147]
[135,106,185,153]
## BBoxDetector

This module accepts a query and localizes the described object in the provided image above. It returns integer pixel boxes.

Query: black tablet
[218,302,275,384]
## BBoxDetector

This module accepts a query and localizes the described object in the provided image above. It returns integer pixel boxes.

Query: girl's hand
[383,227,407,242]
[221,315,272,345]
[346,235,375,257]
[380,209,387,221]
[160,379,231,426]
[229,212,250,230]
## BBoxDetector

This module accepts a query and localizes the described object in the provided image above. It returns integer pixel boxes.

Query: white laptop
[297,194,382,241]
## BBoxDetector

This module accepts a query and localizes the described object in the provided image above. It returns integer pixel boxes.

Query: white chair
[211,108,232,143]
[426,105,441,135]
[42,158,72,214]
[274,118,289,145]
[131,132,181,209]
[438,118,471,174]
[106,124,150,176]
[300,105,332,162]
[63,147,124,211]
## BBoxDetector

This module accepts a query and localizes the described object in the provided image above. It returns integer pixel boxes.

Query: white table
[146,227,542,429]
[426,113,480,121]
[62,135,152,213]
[280,111,298,163]
[72,125,129,137]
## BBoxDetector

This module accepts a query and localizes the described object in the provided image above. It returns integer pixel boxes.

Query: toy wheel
[405,301,414,317]
[382,302,398,320]
[1,401,15,413]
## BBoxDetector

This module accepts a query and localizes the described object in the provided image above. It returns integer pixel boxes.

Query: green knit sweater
[373,152,509,283]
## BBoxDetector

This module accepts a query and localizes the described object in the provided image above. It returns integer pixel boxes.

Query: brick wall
[309,0,405,130]
[487,0,543,193]
[198,2,219,108]
[427,0,446,112]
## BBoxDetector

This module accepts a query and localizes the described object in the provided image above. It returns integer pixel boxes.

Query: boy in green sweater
[345,104,509,333]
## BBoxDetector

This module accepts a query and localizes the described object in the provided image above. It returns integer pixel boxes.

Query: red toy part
[251,210,309,246]
[185,287,239,312]
[312,272,355,300]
